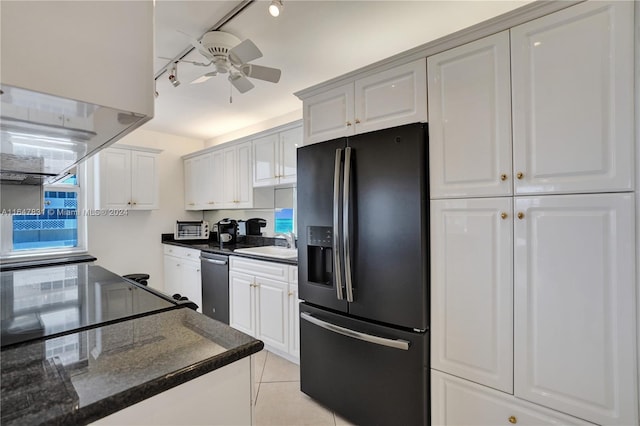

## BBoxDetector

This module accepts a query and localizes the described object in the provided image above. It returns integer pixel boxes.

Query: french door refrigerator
[297,123,429,425]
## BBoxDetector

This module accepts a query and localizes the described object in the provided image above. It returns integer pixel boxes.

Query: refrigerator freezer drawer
[299,303,429,425]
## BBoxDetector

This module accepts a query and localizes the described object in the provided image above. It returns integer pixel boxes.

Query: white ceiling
[146,0,532,141]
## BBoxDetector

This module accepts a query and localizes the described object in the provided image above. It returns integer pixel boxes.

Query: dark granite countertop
[162,234,298,266]
[1,308,263,425]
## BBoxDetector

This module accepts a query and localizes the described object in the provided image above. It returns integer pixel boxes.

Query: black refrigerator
[297,123,429,425]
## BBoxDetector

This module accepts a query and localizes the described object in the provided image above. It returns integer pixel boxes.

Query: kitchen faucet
[276,232,296,249]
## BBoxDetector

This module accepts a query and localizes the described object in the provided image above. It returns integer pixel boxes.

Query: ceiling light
[269,0,283,17]
[169,63,180,87]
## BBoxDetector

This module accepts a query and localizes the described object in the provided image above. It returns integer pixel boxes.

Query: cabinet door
[182,260,202,313]
[431,370,596,426]
[229,271,255,336]
[255,276,289,353]
[303,84,354,145]
[253,134,278,187]
[184,157,197,210]
[211,149,225,207]
[130,150,159,210]
[221,147,237,207]
[354,59,427,135]
[99,148,132,209]
[235,142,253,208]
[511,1,634,195]
[288,283,300,358]
[431,198,513,393]
[279,126,302,185]
[428,32,512,198]
[514,193,637,425]
[163,255,182,297]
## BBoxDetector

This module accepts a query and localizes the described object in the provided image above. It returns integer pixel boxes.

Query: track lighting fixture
[269,0,283,17]
[169,63,180,87]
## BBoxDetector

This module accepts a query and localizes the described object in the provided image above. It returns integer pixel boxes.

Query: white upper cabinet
[428,31,513,199]
[184,153,215,210]
[303,84,354,144]
[354,59,427,135]
[513,193,637,425]
[302,59,427,144]
[183,141,252,210]
[97,146,160,210]
[252,124,303,187]
[431,197,513,393]
[510,1,634,195]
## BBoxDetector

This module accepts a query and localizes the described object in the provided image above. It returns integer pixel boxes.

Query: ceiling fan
[180,30,282,94]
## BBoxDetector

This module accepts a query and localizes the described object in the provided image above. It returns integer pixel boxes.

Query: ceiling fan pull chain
[229,80,233,104]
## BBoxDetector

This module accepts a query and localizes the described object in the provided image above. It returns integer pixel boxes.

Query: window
[274,208,294,234]
[1,168,87,258]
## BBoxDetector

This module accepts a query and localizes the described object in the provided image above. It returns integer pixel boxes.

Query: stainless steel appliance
[174,220,210,240]
[216,218,238,243]
[297,123,429,425]
[200,252,229,324]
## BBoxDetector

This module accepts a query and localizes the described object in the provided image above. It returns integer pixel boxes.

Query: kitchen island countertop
[1,308,263,425]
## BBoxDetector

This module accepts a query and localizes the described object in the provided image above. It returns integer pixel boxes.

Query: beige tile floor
[252,350,355,426]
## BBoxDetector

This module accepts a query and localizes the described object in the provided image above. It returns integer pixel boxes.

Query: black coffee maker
[216,218,238,243]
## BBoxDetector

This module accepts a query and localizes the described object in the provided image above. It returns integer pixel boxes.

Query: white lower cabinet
[229,256,299,362]
[162,245,202,313]
[431,370,596,426]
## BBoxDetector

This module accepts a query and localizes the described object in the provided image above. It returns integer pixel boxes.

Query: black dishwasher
[200,252,229,324]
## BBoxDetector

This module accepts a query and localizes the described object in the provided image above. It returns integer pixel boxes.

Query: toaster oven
[174,220,210,240]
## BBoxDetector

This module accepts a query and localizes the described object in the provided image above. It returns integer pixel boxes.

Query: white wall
[204,109,301,147]
[87,128,204,290]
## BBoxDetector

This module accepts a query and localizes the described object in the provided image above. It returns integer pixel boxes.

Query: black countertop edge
[0,254,97,271]
[161,235,298,266]
[75,340,264,425]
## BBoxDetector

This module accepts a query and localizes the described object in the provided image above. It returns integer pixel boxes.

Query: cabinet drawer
[431,370,595,426]
[163,244,200,260]
[230,256,289,281]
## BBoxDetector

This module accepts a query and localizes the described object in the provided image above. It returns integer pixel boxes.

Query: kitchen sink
[233,246,297,259]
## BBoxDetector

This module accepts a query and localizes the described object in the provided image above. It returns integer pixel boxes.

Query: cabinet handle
[517,212,525,220]
[208,201,215,204]
[500,174,507,181]
[508,416,517,424]
[516,172,524,180]
[355,118,361,124]
[188,202,195,206]
[288,291,293,296]
[346,121,352,127]
[500,212,508,220]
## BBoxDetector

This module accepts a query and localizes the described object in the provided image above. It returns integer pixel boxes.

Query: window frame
[1,163,88,260]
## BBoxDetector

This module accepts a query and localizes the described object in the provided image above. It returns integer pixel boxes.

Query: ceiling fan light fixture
[269,0,283,17]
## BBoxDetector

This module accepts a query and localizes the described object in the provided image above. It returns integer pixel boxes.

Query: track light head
[269,0,283,17]
[169,63,180,87]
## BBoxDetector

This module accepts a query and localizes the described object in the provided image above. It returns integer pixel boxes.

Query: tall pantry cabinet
[428,1,637,425]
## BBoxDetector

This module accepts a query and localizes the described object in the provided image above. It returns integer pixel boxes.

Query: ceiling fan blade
[228,39,262,66]
[241,64,281,83]
[177,30,212,59]
[190,71,217,84]
[229,74,255,94]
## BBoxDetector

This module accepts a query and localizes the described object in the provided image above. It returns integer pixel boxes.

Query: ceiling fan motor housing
[200,31,241,57]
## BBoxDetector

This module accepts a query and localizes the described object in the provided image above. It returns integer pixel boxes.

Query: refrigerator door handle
[343,147,354,302]
[333,148,344,301]
[301,312,410,350]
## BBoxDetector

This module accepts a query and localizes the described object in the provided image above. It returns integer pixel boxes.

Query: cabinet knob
[355,118,361,124]
[188,202,195,206]
[500,174,507,181]
[127,201,131,205]
[133,202,137,206]
[500,212,508,220]
[516,172,524,180]
[346,121,352,127]
[508,416,517,424]
[288,291,294,296]
[517,212,525,220]
[196,269,200,273]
